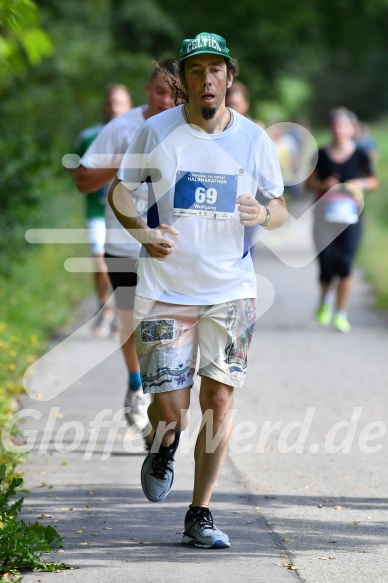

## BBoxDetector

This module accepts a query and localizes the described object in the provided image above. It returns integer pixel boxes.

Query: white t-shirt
[81,106,148,257]
[118,105,284,305]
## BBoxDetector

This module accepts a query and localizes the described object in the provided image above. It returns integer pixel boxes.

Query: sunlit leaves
[0,0,53,87]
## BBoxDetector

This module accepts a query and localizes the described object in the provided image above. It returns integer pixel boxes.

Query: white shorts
[87,217,106,256]
[134,296,257,393]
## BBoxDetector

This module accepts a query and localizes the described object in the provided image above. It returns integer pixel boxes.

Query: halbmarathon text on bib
[173,171,237,219]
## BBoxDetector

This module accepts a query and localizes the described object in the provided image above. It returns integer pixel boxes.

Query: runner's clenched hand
[237,193,267,226]
[143,224,179,260]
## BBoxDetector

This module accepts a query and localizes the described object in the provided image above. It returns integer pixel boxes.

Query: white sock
[335,309,347,318]
[321,292,333,305]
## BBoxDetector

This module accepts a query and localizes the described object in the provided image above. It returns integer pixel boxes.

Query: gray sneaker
[140,433,180,503]
[182,507,230,549]
[92,307,115,338]
[124,386,150,431]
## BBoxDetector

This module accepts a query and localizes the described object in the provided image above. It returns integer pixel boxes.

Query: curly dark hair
[150,58,178,82]
[155,57,239,106]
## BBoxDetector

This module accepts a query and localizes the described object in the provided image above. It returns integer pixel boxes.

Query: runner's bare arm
[72,166,118,193]
[305,169,340,193]
[108,177,178,260]
[237,193,287,230]
[346,175,379,192]
[306,169,378,195]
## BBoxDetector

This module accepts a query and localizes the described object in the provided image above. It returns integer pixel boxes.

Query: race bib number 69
[173,171,237,219]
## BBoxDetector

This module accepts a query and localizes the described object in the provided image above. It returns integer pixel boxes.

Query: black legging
[313,218,363,283]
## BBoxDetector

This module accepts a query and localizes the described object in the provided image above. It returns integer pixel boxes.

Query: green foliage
[308,49,388,122]
[112,0,181,54]
[2,0,388,265]
[357,123,388,308]
[0,465,68,574]
[257,76,312,123]
[106,0,388,120]
[0,574,22,582]
[359,213,388,309]
[0,0,55,276]
[1,0,388,305]
[0,177,92,470]
[0,0,156,278]
[0,85,52,276]
[0,0,53,88]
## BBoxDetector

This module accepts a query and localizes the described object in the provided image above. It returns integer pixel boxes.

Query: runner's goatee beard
[201,107,216,120]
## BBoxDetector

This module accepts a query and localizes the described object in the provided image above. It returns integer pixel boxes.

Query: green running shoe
[315,302,332,326]
[333,313,351,333]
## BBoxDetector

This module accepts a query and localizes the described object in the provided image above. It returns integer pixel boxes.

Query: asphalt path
[18,198,388,582]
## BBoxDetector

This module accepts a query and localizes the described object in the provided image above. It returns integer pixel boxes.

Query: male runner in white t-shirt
[109,33,287,548]
[74,60,177,441]
[72,83,132,338]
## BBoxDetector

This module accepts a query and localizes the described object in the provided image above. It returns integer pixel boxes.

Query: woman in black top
[306,108,378,333]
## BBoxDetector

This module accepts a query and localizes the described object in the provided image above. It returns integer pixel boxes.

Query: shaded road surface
[18,199,388,582]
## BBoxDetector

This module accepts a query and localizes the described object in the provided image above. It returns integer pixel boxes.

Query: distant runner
[75,61,177,442]
[306,107,379,333]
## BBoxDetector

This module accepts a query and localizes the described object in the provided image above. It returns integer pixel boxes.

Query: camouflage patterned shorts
[134,296,256,394]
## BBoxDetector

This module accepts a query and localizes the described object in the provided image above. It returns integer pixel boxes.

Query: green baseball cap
[179,32,232,63]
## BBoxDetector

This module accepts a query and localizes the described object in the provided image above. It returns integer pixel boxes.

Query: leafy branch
[0,464,70,577]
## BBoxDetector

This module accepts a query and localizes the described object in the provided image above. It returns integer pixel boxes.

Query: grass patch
[357,122,388,309]
[0,175,92,472]
[358,216,388,308]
